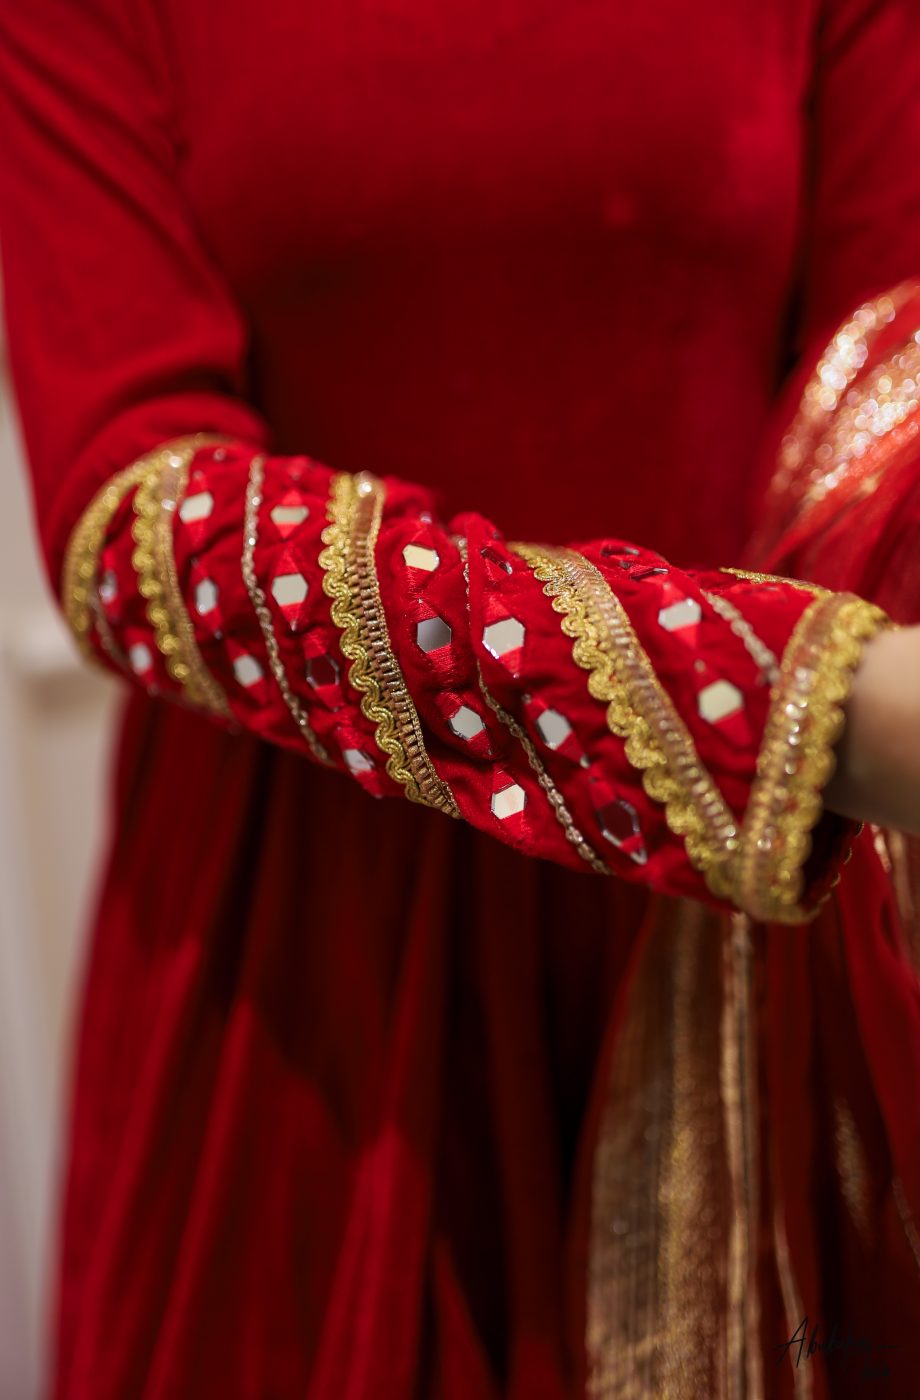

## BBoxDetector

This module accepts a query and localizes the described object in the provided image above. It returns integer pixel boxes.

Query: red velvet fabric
[0,1,919,1397]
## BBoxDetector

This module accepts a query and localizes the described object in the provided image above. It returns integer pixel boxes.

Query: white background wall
[0,350,118,1397]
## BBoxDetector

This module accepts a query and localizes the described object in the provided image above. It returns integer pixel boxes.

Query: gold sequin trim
[737,593,891,924]
[833,1098,870,1243]
[770,286,912,505]
[512,544,741,903]
[800,339,920,514]
[319,471,459,815]
[241,455,331,764]
[130,438,231,716]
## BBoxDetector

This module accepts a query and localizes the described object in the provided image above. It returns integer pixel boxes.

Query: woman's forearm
[825,625,920,834]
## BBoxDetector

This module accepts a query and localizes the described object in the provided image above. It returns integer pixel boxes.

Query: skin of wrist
[824,625,920,834]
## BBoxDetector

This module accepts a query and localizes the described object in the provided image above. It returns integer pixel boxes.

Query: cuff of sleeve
[735,591,892,924]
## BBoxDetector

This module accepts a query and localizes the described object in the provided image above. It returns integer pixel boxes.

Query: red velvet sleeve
[0,0,891,925]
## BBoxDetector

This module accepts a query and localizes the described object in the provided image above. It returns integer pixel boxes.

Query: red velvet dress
[1,2,920,1397]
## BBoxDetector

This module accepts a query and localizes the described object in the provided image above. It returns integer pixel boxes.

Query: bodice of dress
[164,0,812,562]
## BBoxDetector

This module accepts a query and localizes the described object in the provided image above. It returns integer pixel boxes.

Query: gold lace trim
[241,455,331,764]
[319,471,459,815]
[62,459,154,662]
[738,593,890,923]
[514,549,890,923]
[62,434,230,717]
[129,438,231,716]
[512,544,741,902]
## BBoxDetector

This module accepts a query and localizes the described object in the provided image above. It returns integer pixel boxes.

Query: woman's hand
[824,624,920,835]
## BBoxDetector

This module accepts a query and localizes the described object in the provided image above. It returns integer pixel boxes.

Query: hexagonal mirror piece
[402,543,440,572]
[194,578,218,615]
[128,642,153,674]
[344,748,375,775]
[480,546,513,575]
[98,569,118,606]
[482,616,525,660]
[416,616,452,653]
[448,705,485,741]
[270,503,309,530]
[596,796,641,848]
[698,680,744,723]
[178,490,215,525]
[233,654,263,688]
[535,708,572,750]
[271,572,309,608]
[658,598,702,632]
[305,654,340,689]
[491,783,526,820]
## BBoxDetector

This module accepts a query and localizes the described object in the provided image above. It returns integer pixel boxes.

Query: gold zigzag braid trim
[129,437,232,717]
[512,544,741,902]
[241,455,331,765]
[737,592,891,924]
[319,471,459,816]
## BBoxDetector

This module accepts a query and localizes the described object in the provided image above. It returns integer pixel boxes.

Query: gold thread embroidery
[701,589,780,685]
[62,434,230,719]
[475,662,610,875]
[833,1099,870,1243]
[512,543,741,903]
[454,535,609,873]
[319,471,459,815]
[241,455,331,765]
[514,549,888,923]
[87,577,129,672]
[722,567,828,596]
[738,593,891,923]
[130,441,231,716]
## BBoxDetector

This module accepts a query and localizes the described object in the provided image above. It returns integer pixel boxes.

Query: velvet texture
[0,2,919,1397]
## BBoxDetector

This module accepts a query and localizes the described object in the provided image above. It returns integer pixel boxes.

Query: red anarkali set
[1,1,920,1396]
